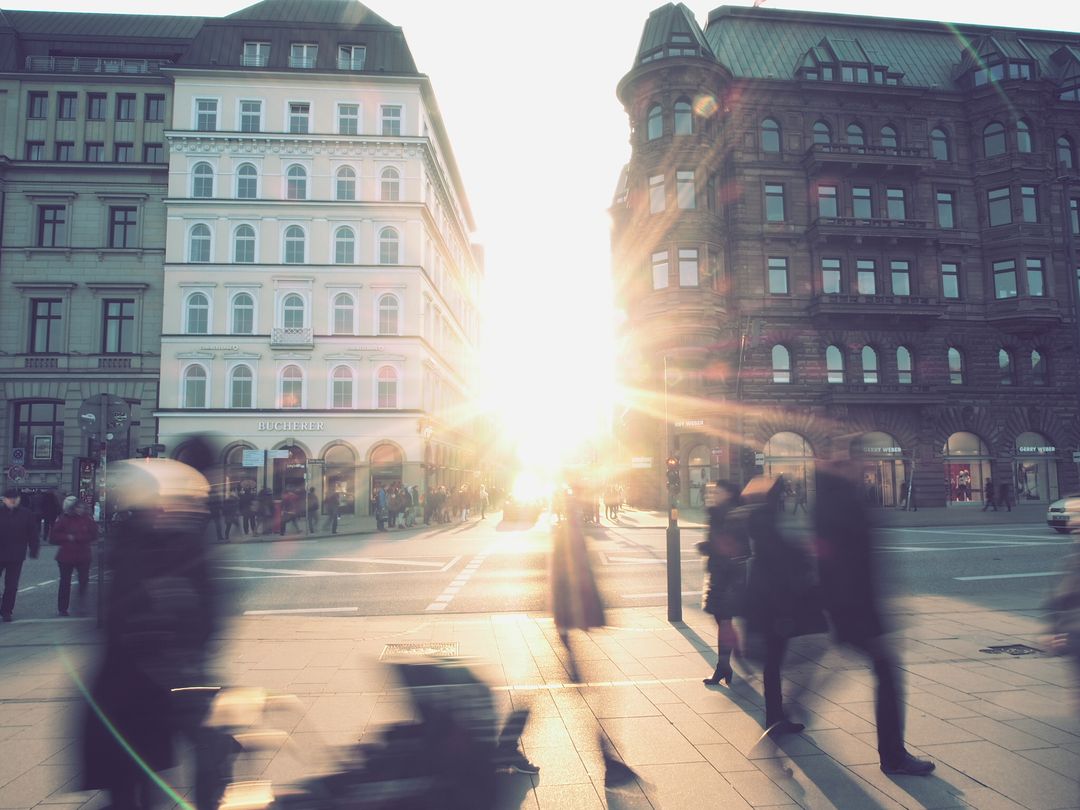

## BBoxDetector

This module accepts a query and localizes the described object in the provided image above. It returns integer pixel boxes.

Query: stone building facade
[613,3,1080,509]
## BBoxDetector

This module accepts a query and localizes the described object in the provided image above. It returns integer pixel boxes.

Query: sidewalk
[1,596,1077,809]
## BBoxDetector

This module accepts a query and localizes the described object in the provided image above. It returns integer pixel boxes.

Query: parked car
[502,495,544,524]
[1046,493,1080,533]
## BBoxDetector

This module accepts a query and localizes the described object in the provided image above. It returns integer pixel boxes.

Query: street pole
[1059,175,1080,492]
[664,356,682,622]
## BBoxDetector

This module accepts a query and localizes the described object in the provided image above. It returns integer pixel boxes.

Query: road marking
[954,571,1063,581]
[882,541,1069,553]
[319,556,460,570]
[18,579,57,593]
[244,606,359,615]
[625,590,703,599]
[425,551,488,611]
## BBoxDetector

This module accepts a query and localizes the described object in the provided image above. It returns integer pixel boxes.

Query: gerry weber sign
[257,420,325,432]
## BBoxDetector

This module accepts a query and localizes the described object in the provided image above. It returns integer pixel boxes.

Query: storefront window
[324,444,357,515]
[273,445,307,498]
[763,431,815,504]
[850,432,905,507]
[1013,431,1056,504]
[224,443,259,496]
[943,431,991,504]
[369,443,403,514]
[687,444,712,508]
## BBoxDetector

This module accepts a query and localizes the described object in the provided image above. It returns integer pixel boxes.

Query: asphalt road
[6,513,1074,623]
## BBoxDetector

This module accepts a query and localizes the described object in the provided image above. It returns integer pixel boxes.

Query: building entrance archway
[850,431,906,507]
[369,443,403,514]
[763,431,815,506]
[943,432,991,504]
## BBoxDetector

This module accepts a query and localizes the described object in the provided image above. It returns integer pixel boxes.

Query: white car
[1046,493,1080,533]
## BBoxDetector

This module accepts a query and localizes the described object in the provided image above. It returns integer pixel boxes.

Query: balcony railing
[271,327,314,347]
[803,142,928,174]
[98,357,132,369]
[808,293,945,325]
[288,57,317,69]
[336,57,365,71]
[808,216,933,242]
[986,296,1063,334]
[240,55,269,67]
[24,56,170,74]
[24,357,58,369]
[821,382,944,405]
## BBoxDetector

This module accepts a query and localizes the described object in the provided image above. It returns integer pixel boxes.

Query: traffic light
[136,444,166,459]
[666,456,680,493]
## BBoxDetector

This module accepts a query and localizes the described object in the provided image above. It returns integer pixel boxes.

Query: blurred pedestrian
[998,481,1012,512]
[222,490,241,540]
[982,477,997,511]
[815,461,935,776]
[1045,533,1080,685]
[0,488,40,621]
[699,481,748,686]
[39,489,62,542]
[238,486,254,535]
[207,485,224,542]
[258,487,274,534]
[375,484,388,532]
[480,484,489,519]
[49,495,95,616]
[306,487,319,533]
[792,480,807,514]
[550,483,638,788]
[279,488,302,534]
[324,489,340,534]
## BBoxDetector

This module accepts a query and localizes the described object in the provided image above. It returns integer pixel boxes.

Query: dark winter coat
[700,501,749,619]
[50,511,96,565]
[0,503,39,562]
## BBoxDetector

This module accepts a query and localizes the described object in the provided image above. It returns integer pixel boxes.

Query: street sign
[267,449,291,460]
[78,394,130,442]
[1073,451,1080,463]
[631,457,653,469]
[754,452,765,465]
[241,449,265,467]
[6,465,27,482]
[9,448,25,465]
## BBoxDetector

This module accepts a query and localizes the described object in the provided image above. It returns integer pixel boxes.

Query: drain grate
[380,642,459,660]
[978,644,1043,656]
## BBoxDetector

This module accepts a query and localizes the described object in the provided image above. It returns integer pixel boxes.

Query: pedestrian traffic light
[666,456,680,493]
[136,444,166,458]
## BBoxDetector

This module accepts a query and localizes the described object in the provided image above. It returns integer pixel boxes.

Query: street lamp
[1057,174,1080,490]
[663,356,682,623]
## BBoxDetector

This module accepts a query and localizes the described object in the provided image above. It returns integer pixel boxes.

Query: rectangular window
[27,91,47,118]
[338,103,359,135]
[852,186,872,219]
[289,43,318,68]
[678,248,699,287]
[338,45,366,70]
[114,142,135,162]
[936,191,955,228]
[817,185,838,219]
[29,299,62,353]
[26,141,45,161]
[767,257,789,294]
[37,206,66,247]
[145,94,166,122]
[941,262,960,299]
[86,142,105,162]
[890,260,911,296]
[288,102,310,134]
[143,143,165,163]
[13,402,63,469]
[821,258,842,294]
[649,174,665,214]
[886,187,906,220]
[677,171,696,209]
[1071,198,1080,235]
[856,259,876,295]
[764,183,784,221]
[856,67,869,83]
[87,93,106,120]
[1026,257,1045,297]
[842,66,854,82]
[651,251,669,290]
[988,187,1011,226]
[1021,185,1038,223]
[195,98,218,131]
[55,142,75,161]
[102,299,135,353]
[993,259,1018,299]
[381,105,402,136]
[109,206,137,248]
[57,92,77,119]
[242,41,270,67]
[116,93,135,121]
[239,100,262,132]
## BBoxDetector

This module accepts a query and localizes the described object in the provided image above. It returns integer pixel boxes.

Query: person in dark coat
[998,481,1013,512]
[324,489,340,534]
[698,480,747,686]
[238,486,254,535]
[815,461,935,776]
[258,487,274,534]
[0,488,40,621]
[50,495,96,616]
[306,487,319,533]
[982,477,997,511]
[39,489,62,540]
[222,490,241,540]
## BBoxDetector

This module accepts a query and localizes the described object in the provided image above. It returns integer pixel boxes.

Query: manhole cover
[380,642,459,660]
[978,644,1043,656]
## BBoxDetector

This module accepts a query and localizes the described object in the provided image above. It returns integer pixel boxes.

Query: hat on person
[63,495,79,511]
[2,488,20,500]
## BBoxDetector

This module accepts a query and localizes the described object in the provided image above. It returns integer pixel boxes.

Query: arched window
[930,127,950,160]
[826,345,844,383]
[983,121,1006,157]
[378,294,399,335]
[286,165,307,200]
[334,226,355,264]
[283,225,305,264]
[231,292,254,334]
[998,348,1014,385]
[282,293,304,329]
[189,223,211,263]
[331,366,354,408]
[236,163,257,199]
[896,346,913,384]
[381,167,401,201]
[1058,135,1075,169]
[812,120,831,146]
[862,345,879,383]
[1031,349,1047,385]
[846,122,865,152]
[1017,119,1033,153]
[336,166,356,201]
[230,365,253,408]
[192,162,213,198]
[771,344,791,383]
[379,227,399,264]
[948,347,964,384]
[880,125,898,153]
[280,365,303,409]
[183,365,207,408]
[234,224,255,263]
[332,293,354,334]
[761,117,781,153]
[377,365,398,408]
[646,104,663,140]
[185,292,209,334]
[674,99,692,135]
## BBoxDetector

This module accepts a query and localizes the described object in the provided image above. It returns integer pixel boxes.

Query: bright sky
[9,0,1080,473]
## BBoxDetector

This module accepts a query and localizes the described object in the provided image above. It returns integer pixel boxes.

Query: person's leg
[75,562,90,612]
[57,562,74,614]
[763,633,785,726]
[705,617,736,685]
[1,561,23,618]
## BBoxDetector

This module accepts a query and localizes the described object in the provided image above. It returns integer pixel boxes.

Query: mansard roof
[225,0,392,27]
[634,2,717,65]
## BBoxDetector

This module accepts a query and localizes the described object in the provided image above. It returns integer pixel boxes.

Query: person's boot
[704,647,734,686]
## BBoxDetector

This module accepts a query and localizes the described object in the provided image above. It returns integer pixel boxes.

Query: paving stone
[1015,746,1080,783]
[778,754,909,809]
[724,767,799,806]
[802,728,882,766]
[1006,717,1080,747]
[521,744,591,787]
[533,781,604,809]
[580,685,662,719]
[599,716,703,765]
[634,761,754,809]
[698,742,759,773]
[948,715,1055,751]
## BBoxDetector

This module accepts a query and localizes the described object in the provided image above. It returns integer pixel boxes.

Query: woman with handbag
[698,480,748,686]
[50,495,96,616]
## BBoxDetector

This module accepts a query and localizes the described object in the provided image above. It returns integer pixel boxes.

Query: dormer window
[289,43,317,69]
[242,42,269,67]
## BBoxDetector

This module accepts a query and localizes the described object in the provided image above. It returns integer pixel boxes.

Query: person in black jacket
[698,481,747,686]
[0,488,41,621]
[815,461,934,776]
